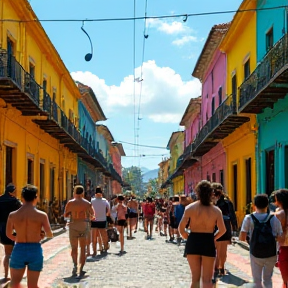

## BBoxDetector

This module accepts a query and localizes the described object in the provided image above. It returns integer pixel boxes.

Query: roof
[96,124,114,142]
[180,96,201,126]
[112,143,126,156]
[76,81,107,122]
[192,23,230,82]
[166,131,184,150]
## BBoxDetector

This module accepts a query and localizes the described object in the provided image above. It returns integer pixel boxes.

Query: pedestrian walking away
[6,185,53,288]
[0,184,22,282]
[212,182,238,277]
[179,180,226,288]
[91,186,110,256]
[239,194,283,288]
[273,189,288,288]
[64,185,94,278]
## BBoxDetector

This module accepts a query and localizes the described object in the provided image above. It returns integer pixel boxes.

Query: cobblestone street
[0,226,283,288]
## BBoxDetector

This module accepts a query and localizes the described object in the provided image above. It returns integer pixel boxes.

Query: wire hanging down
[81,21,93,61]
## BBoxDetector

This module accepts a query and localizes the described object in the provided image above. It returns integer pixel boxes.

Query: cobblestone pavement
[0,225,283,288]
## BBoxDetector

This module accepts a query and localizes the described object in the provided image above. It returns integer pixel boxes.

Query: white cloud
[147,19,188,34]
[71,60,201,124]
[172,35,198,46]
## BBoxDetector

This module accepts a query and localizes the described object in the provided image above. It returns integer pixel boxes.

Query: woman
[274,189,288,288]
[212,183,238,276]
[127,195,138,239]
[115,195,127,255]
[179,180,226,288]
[144,197,155,240]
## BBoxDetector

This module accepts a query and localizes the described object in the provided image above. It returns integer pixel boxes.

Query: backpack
[249,213,276,258]
[107,227,119,242]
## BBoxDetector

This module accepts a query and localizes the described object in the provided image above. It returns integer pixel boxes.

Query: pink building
[192,23,230,188]
[179,98,202,195]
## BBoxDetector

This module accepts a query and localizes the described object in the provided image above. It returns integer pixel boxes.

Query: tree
[122,166,145,196]
[146,178,159,199]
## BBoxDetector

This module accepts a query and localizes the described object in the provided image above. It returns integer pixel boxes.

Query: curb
[40,227,67,244]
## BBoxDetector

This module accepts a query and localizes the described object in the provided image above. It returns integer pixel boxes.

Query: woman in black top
[0,184,22,279]
[212,183,237,277]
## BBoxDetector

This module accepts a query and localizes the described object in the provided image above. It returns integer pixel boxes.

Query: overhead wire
[1,5,287,23]
[118,140,167,149]
[136,0,149,168]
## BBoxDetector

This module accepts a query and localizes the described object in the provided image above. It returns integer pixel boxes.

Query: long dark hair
[195,180,213,206]
[275,189,288,227]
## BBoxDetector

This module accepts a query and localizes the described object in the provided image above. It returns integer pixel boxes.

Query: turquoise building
[240,0,288,195]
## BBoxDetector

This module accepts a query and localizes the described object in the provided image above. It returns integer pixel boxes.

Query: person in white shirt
[239,194,283,288]
[91,187,110,256]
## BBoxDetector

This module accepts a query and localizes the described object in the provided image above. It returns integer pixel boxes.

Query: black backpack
[249,213,276,258]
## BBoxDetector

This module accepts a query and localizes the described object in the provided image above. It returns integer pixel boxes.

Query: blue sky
[31,0,242,170]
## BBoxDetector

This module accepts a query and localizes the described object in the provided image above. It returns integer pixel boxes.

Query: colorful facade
[0,0,123,207]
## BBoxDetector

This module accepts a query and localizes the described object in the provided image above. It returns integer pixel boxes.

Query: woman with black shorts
[178,180,226,288]
[115,195,127,255]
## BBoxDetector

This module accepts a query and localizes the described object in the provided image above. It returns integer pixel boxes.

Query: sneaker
[72,267,77,277]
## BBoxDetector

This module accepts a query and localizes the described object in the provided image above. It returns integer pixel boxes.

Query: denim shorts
[10,243,43,271]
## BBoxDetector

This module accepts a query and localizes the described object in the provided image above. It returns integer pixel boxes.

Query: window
[7,38,14,56]
[232,74,237,97]
[50,166,55,201]
[5,146,14,186]
[27,159,34,184]
[29,63,35,78]
[266,28,273,51]
[245,158,252,211]
[212,173,216,182]
[207,174,211,182]
[244,59,250,80]
[211,97,215,115]
[218,87,222,105]
[233,164,238,211]
[40,162,45,201]
[219,170,224,187]
[43,79,47,91]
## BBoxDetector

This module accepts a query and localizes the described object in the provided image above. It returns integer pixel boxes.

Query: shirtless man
[64,185,94,277]
[127,195,138,239]
[6,185,53,288]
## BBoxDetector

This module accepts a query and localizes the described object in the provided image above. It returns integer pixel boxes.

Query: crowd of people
[0,181,288,288]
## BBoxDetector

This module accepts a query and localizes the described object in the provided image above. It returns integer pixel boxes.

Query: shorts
[10,243,43,271]
[69,221,89,240]
[185,232,216,257]
[0,222,14,245]
[169,218,178,229]
[145,215,154,221]
[128,212,138,219]
[91,221,107,229]
[116,219,127,226]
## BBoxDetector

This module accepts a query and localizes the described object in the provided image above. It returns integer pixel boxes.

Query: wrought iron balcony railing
[239,33,288,113]
[192,94,236,152]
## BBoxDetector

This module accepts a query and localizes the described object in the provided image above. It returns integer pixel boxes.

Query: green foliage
[147,178,159,198]
[122,166,145,196]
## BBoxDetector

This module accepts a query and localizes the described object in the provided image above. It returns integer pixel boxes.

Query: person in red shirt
[144,197,155,240]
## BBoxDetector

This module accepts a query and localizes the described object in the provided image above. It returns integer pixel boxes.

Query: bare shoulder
[36,209,48,217]
[82,198,91,205]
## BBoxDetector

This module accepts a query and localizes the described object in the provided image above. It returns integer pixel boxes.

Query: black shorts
[116,219,127,227]
[0,222,14,245]
[169,218,178,229]
[128,212,138,219]
[185,232,216,257]
[91,221,106,229]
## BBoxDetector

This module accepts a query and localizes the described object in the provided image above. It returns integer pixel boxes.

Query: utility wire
[118,140,167,149]
[1,5,287,23]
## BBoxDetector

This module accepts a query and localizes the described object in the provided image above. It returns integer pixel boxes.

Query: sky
[30,0,243,170]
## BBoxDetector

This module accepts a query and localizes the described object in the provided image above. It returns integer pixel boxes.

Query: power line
[1,5,287,23]
[124,154,169,158]
[118,140,167,149]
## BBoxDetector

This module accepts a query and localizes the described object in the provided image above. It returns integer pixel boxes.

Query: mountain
[141,167,150,174]
[142,168,159,183]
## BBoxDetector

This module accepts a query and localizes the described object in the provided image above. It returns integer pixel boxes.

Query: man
[64,185,94,277]
[239,194,283,288]
[91,187,110,256]
[127,195,138,239]
[0,184,21,281]
[174,195,186,245]
[6,185,53,288]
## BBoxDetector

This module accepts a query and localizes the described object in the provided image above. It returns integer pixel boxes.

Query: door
[245,158,252,213]
[233,164,238,211]
[266,150,275,196]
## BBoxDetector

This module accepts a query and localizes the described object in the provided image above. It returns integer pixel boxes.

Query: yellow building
[158,157,170,195]
[0,0,81,204]
[220,0,257,224]
[167,131,184,195]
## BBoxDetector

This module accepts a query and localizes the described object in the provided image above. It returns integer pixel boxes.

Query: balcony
[176,143,197,172]
[192,95,250,157]
[0,52,44,116]
[239,33,288,113]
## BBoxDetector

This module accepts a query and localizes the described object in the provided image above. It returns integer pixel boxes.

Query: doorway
[266,150,275,196]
